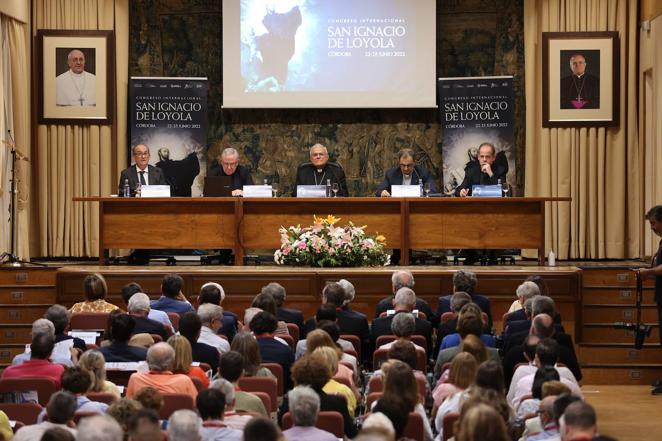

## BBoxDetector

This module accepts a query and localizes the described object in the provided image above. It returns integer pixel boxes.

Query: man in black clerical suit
[208,147,254,196]
[293,143,348,196]
[454,142,508,197]
[117,143,169,196]
[560,53,600,109]
[375,148,436,197]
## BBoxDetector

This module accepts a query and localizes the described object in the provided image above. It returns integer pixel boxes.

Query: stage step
[582,288,655,305]
[578,344,662,364]
[0,304,54,324]
[581,304,658,324]
[0,344,28,365]
[580,365,662,385]
[581,324,660,344]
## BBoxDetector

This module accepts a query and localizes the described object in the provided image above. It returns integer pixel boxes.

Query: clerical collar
[316,168,324,173]
[575,73,585,78]
[70,70,84,77]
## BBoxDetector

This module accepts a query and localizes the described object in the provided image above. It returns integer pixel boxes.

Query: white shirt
[198,326,230,354]
[55,70,96,106]
[135,165,149,185]
[403,174,412,185]
[148,308,173,330]
[511,367,582,408]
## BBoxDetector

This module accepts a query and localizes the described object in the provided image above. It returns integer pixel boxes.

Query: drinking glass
[271,183,279,198]
[332,183,339,197]
[501,180,510,197]
[424,183,431,197]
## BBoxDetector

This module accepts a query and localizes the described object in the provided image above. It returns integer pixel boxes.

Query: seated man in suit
[199,282,238,342]
[207,147,254,196]
[437,270,492,329]
[375,148,436,197]
[371,287,433,354]
[127,293,172,342]
[98,313,148,363]
[336,279,370,358]
[262,282,304,335]
[503,281,540,325]
[502,295,565,353]
[316,282,370,351]
[117,143,169,196]
[294,143,348,196]
[375,270,436,327]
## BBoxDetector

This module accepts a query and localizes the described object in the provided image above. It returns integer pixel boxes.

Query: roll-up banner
[129,77,209,197]
[438,76,515,196]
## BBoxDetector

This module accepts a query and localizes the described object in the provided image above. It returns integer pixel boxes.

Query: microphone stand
[0,131,45,267]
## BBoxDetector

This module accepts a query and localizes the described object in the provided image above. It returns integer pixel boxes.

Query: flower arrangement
[274,215,390,267]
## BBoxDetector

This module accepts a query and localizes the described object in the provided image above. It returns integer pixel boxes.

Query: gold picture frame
[37,30,114,124]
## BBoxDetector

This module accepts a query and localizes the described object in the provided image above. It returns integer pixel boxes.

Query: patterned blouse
[70,299,121,314]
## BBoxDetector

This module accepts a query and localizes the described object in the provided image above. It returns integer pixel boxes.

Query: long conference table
[73,197,570,265]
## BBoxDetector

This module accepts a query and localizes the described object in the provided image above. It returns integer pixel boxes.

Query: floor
[582,385,661,441]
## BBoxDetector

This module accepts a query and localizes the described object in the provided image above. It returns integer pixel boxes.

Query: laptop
[203,176,233,197]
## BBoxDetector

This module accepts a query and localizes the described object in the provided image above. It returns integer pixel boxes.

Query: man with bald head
[126,342,198,398]
[56,49,96,106]
[374,270,436,327]
[294,143,348,196]
[117,143,169,196]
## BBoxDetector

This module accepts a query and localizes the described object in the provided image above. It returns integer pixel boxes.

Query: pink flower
[298,241,307,250]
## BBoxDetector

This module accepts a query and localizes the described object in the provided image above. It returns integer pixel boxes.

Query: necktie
[139,171,146,185]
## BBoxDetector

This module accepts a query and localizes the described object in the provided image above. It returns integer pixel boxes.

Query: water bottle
[123,179,130,197]
[498,179,502,196]
[548,249,556,266]
[419,182,424,197]
[326,179,331,198]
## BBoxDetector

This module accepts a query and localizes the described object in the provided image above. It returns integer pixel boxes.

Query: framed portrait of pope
[38,30,114,124]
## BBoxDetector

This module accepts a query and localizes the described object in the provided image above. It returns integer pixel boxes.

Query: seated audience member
[0,410,12,441]
[371,287,433,354]
[1,333,65,388]
[455,403,510,441]
[133,387,166,428]
[213,350,268,416]
[436,270,492,328]
[127,408,164,441]
[435,334,499,379]
[126,342,198,399]
[46,304,87,352]
[128,292,172,341]
[282,385,338,441]
[372,360,433,441]
[179,311,221,373]
[372,397,412,441]
[77,415,124,441]
[230,331,276,378]
[431,352,478,413]
[98,313,148,362]
[378,312,426,355]
[199,281,239,341]
[296,319,354,361]
[278,353,357,438]
[358,411,396,440]
[59,366,109,416]
[168,334,211,389]
[524,393,560,441]
[434,291,472,358]
[197,303,231,354]
[504,296,566,350]
[263,282,305,334]
[168,409,202,441]
[507,335,540,402]
[439,303,496,350]
[375,270,436,327]
[210,378,254,430]
[121,282,173,329]
[243,417,283,441]
[39,426,76,441]
[250,311,295,389]
[251,292,290,336]
[548,394,582,439]
[78,349,122,399]
[336,279,371,357]
[197,388,243,441]
[365,339,430,401]
[303,304,338,337]
[11,318,73,367]
[12,391,78,441]
[107,396,144,434]
[504,281,540,322]
[515,366,560,418]
[559,401,598,441]
[70,273,121,313]
[150,273,194,315]
[312,346,358,416]
[306,328,357,383]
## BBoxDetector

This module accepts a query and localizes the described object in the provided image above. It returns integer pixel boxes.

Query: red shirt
[1,359,65,389]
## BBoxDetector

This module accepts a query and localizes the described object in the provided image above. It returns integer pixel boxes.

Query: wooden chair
[86,392,119,405]
[442,412,460,441]
[285,323,299,342]
[70,313,110,331]
[403,411,425,441]
[260,363,284,396]
[159,393,196,419]
[0,402,43,425]
[0,377,58,406]
[339,334,361,360]
[282,411,344,438]
[167,313,180,331]
[237,376,278,412]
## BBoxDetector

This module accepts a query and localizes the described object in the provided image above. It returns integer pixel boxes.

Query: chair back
[86,392,119,405]
[372,348,389,369]
[285,323,299,342]
[366,392,382,409]
[282,411,344,438]
[70,313,110,331]
[0,402,43,425]
[0,377,58,406]
[160,393,196,419]
[260,363,284,396]
[339,334,361,359]
[442,412,460,441]
[237,376,278,412]
[167,313,180,331]
[440,312,457,324]
[248,391,271,416]
[278,334,296,351]
[367,375,383,393]
[375,334,398,347]
[403,411,425,441]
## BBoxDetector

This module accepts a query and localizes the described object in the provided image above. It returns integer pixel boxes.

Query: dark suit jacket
[277,307,305,334]
[190,341,220,373]
[433,319,491,359]
[454,163,507,196]
[257,337,294,389]
[117,165,169,196]
[375,165,436,196]
[337,307,370,360]
[436,294,493,329]
[132,316,171,341]
[293,162,348,197]
[55,333,87,352]
[371,310,433,354]
[278,391,356,438]
[208,164,254,190]
[218,311,238,342]
[375,296,437,327]
[99,342,148,362]
[503,308,527,324]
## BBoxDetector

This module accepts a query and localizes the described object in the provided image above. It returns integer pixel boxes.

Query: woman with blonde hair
[70,273,120,313]
[78,349,121,399]
[455,403,510,441]
[305,329,356,385]
[312,346,358,416]
[431,351,477,413]
[167,334,210,388]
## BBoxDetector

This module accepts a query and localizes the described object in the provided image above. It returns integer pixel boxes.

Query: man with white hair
[199,282,239,341]
[2,332,66,388]
[197,303,231,354]
[11,318,74,366]
[128,293,172,341]
[374,270,436,327]
[208,147,254,196]
[293,143,348,197]
[209,378,253,430]
[503,280,540,324]
[55,49,96,106]
[371,287,433,353]
[282,386,337,441]
[126,342,198,398]
[168,409,202,441]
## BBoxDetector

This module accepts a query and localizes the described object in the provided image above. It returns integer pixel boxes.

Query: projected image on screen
[224,0,436,108]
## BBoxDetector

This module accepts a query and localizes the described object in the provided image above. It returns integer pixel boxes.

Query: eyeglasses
[134,152,149,157]
[399,163,414,169]
[222,162,239,168]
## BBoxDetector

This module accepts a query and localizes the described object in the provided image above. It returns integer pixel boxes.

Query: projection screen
[222,0,437,108]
